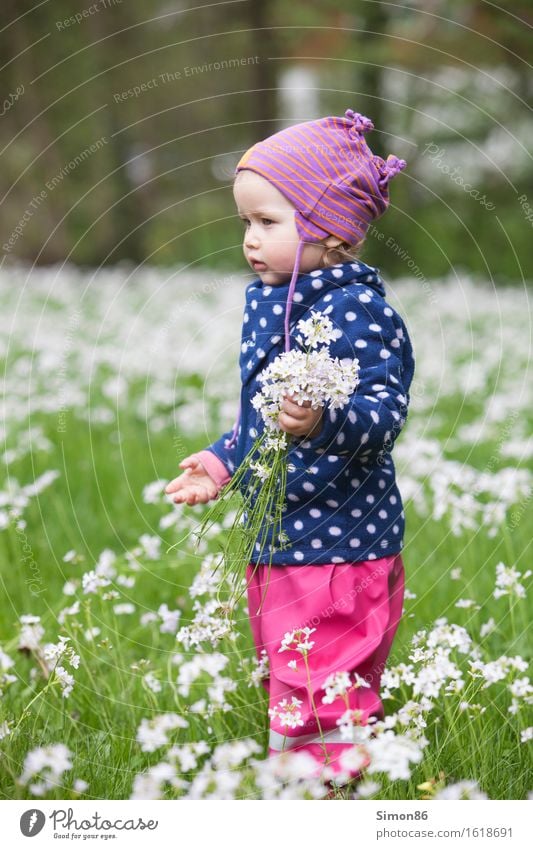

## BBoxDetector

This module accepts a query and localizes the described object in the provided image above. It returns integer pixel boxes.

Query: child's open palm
[165,456,219,505]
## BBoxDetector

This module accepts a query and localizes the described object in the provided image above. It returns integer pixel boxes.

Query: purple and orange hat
[224,108,406,449]
[235,108,406,250]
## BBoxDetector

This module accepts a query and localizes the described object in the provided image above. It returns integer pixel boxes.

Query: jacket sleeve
[200,417,241,481]
[193,450,232,488]
[295,295,412,463]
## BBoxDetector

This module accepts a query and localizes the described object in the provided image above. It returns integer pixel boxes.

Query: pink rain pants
[246,553,405,779]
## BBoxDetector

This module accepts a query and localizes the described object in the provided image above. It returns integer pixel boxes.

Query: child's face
[233,170,329,286]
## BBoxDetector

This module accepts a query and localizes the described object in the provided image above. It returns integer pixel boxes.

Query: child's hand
[164,456,219,505]
[278,394,323,439]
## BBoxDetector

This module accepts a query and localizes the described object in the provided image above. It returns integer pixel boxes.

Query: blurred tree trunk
[86,5,147,264]
[357,0,387,159]
[248,0,278,140]
[0,1,71,262]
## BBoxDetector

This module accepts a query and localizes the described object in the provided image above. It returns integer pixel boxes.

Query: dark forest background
[1,0,531,282]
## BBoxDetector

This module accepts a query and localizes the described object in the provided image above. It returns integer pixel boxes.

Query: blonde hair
[319,238,365,268]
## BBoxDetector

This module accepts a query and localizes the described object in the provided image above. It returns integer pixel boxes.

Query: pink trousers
[246,553,405,778]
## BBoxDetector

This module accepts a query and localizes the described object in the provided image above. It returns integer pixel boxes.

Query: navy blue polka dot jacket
[204,259,415,566]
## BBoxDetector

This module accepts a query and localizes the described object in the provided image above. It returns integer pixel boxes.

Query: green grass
[0,380,531,800]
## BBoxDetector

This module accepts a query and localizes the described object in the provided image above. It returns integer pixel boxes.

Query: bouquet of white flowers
[184,311,359,612]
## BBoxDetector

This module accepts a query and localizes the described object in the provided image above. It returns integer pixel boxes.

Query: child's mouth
[251,260,267,270]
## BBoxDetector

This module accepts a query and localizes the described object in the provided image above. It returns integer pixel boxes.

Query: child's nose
[244,225,260,248]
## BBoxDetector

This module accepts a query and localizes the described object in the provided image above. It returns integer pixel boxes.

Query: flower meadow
[0,263,531,801]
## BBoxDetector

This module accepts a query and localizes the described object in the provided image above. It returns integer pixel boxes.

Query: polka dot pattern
[204,259,414,565]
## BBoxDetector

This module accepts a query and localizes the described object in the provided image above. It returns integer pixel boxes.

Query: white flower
[321,671,352,704]
[157,603,181,633]
[0,720,12,740]
[253,341,359,430]
[480,617,496,637]
[251,751,326,800]
[435,780,488,800]
[18,614,44,651]
[211,739,262,769]
[509,677,532,698]
[19,743,73,794]
[0,649,15,671]
[142,479,168,504]
[295,310,337,348]
[268,696,304,728]
[365,730,424,781]
[143,672,162,693]
[249,460,271,482]
[356,779,381,797]
[470,655,528,687]
[130,762,186,800]
[520,727,533,743]
[139,534,161,559]
[42,635,80,674]
[95,548,117,578]
[176,652,229,698]
[493,562,531,599]
[136,713,189,753]
[113,603,135,615]
[82,570,111,594]
[62,550,77,562]
[249,649,270,686]
[279,627,316,655]
[55,665,75,698]
[339,745,369,774]
[335,709,371,742]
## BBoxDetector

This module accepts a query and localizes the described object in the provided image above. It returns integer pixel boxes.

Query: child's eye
[261,218,274,226]
[240,217,250,227]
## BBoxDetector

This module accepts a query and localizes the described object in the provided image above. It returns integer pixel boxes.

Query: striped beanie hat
[235,108,406,248]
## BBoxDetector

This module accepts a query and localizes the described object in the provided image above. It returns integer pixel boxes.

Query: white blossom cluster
[251,311,359,430]
[268,695,305,729]
[321,670,370,704]
[18,744,73,796]
[136,713,189,753]
[43,635,81,699]
[493,561,531,599]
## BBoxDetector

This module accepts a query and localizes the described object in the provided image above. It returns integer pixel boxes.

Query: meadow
[0,262,531,800]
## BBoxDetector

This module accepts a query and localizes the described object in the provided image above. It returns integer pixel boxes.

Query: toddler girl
[165,108,414,782]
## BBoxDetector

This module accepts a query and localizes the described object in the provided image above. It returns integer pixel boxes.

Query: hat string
[224,238,306,450]
[284,237,305,353]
